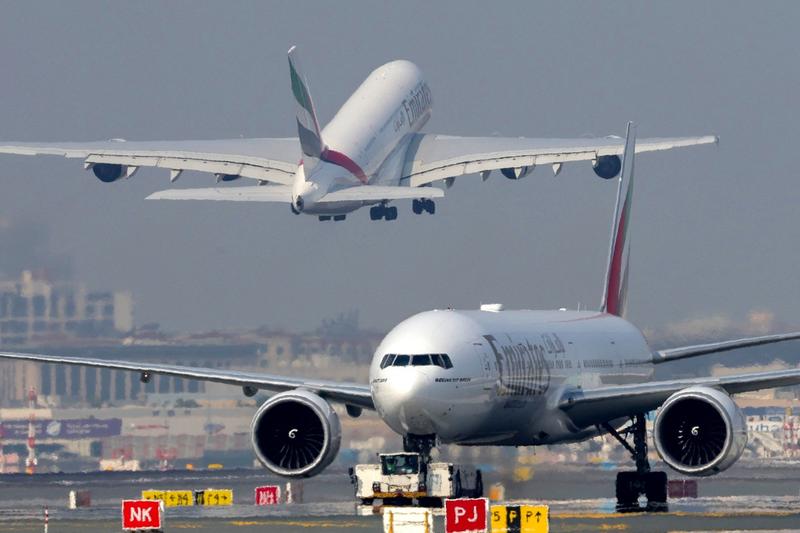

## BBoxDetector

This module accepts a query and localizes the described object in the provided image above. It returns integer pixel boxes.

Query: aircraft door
[472,341,493,379]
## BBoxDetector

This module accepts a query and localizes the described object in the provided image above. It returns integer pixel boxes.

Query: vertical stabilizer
[288,46,325,172]
[600,122,636,317]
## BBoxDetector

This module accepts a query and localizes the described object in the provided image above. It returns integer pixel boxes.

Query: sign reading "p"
[445,498,489,533]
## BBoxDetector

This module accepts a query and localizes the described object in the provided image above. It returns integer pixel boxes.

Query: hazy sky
[0,1,797,334]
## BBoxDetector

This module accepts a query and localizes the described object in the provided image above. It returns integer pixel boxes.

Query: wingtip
[287,45,297,56]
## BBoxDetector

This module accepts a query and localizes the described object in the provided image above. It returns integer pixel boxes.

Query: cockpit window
[380,354,396,369]
[412,354,431,366]
[388,353,452,369]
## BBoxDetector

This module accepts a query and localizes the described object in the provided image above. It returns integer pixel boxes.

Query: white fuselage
[292,60,432,215]
[370,309,654,446]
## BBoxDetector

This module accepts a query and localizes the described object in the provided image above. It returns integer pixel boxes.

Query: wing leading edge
[0,351,373,410]
[402,133,719,187]
[0,138,300,185]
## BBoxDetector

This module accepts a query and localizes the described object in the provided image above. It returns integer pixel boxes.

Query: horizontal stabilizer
[320,186,444,203]
[147,186,293,202]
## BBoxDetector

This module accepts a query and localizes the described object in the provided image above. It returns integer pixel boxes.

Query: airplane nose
[377,370,435,435]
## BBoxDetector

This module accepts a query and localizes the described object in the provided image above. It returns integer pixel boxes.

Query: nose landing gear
[601,413,668,513]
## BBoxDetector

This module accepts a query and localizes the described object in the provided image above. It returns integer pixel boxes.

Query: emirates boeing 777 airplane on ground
[1,124,799,512]
[0,47,717,221]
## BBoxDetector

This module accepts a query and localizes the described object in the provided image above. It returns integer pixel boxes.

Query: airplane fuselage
[292,60,432,215]
[370,309,654,446]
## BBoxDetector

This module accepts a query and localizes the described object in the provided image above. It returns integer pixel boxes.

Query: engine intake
[592,155,622,179]
[501,166,533,180]
[92,163,126,183]
[250,389,341,478]
[653,386,747,476]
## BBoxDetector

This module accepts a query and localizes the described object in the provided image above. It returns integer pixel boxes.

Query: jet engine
[250,389,341,477]
[92,163,127,183]
[592,155,622,179]
[501,166,533,180]
[653,386,747,476]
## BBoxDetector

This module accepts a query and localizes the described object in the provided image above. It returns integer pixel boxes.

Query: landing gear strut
[403,433,437,464]
[370,203,398,221]
[602,414,668,513]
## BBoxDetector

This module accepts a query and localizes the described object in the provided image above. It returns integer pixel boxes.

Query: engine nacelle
[92,163,127,183]
[250,389,341,478]
[592,155,622,179]
[653,386,747,476]
[501,166,533,180]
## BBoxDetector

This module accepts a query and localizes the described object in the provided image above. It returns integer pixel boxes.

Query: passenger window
[380,354,396,369]
[412,354,431,366]
[393,355,410,366]
[440,354,453,369]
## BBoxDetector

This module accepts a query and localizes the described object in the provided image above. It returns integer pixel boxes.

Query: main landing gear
[370,203,398,221]
[601,413,668,513]
[412,199,436,215]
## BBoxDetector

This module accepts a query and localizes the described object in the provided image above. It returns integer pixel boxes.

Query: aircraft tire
[615,471,640,513]
[645,471,668,512]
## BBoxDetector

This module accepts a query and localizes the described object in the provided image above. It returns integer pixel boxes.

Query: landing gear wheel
[360,498,374,506]
[318,215,331,221]
[425,199,436,214]
[615,471,641,513]
[412,199,423,214]
[333,214,346,221]
[385,206,398,221]
[369,205,383,221]
[604,413,669,513]
[645,471,668,512]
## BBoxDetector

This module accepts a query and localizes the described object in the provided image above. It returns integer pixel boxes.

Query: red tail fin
[601,122,636,317]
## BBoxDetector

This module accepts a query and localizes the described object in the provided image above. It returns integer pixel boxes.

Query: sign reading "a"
[445,498,489,533]
[121,500,162,531]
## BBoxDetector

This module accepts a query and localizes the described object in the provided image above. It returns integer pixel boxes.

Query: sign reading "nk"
[121,500,162,531]
[445,498,489,533]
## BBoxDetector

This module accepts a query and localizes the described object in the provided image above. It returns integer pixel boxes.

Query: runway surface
[0,462,798,531]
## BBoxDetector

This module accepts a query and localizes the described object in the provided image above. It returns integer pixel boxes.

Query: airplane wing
[560,367,800,428]
[402,133,719,187]
[560,331,800,427]
[0,350,373,410]
[0,138,299,185]
[652,331,800,364]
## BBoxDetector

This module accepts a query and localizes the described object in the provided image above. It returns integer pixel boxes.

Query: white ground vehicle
[349,452,482,507]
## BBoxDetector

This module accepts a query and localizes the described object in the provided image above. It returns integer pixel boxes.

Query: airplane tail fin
[288,46,325,172]
[600,122,636,317]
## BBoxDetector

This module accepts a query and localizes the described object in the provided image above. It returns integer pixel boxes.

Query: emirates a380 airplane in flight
[0,47,717,221]
[1,124,799,512]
